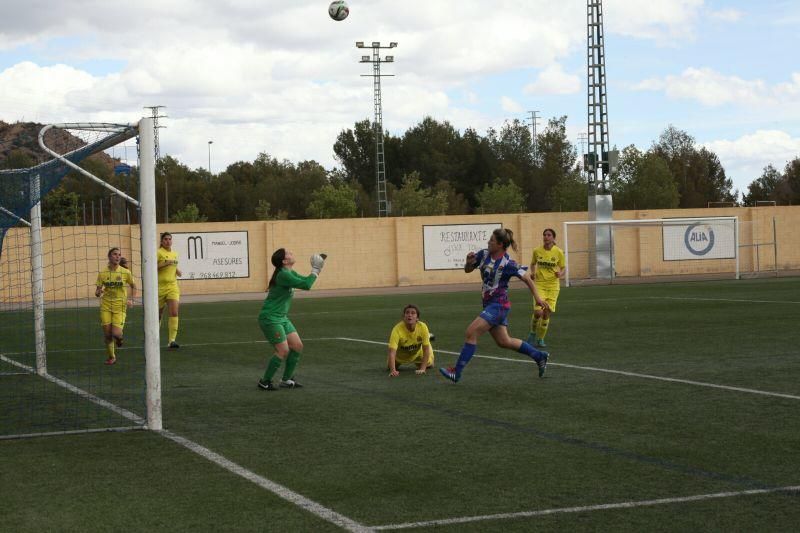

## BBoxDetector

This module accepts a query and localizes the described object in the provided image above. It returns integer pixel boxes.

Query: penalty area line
[370,485,800,530]
[334,338,800,401]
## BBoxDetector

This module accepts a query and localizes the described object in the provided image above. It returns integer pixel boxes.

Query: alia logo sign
[684,223,715,256]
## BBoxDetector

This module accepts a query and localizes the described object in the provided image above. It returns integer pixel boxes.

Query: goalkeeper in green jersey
[257,248,326,391]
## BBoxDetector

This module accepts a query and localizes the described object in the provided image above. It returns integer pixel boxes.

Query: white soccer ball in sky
[328,0,349,21]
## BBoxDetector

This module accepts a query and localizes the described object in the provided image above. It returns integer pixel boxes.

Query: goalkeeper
[387,304,435,376]
[257,249,326,391]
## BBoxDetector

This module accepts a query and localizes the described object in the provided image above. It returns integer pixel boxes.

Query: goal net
[563,217,740,286]
[0,119,161,439]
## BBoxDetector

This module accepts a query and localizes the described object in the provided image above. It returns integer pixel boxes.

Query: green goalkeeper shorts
[258,318,297,345]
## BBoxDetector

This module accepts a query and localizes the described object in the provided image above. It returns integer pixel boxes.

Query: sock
[518,341,545,361]
[262,355,283,382]
[168,317,179,343]
[454,343,477,377]
[106,341,115,358]
[526,331,537,344]
[536,317,550,341]
[282,350,301,381]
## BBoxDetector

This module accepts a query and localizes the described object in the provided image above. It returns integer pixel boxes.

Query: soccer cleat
[535,338,547,348]
[104,357,116,365]
[257,379,277,391]
[168,341,180,349]
[429,333,436,342]
[438,366,460,383]
[535,352,549,378]
[279,379,303,389]
[115,337,123,348]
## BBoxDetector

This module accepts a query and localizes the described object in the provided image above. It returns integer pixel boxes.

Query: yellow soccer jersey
[96,266,134,307]
[531,245,565,287]
[157,247,179,284]
[388,321,431,361]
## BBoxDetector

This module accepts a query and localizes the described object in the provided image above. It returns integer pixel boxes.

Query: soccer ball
[328,0,349,21]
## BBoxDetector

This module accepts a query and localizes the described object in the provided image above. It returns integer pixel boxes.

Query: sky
[0,0,798,199]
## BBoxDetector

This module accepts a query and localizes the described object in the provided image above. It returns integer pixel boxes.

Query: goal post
[563,216,740,287]
[0,117,161,437]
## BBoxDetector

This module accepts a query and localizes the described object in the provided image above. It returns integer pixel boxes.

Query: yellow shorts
[158,283,180,307]
[100,309,126,328]
[535,286,560,313]
[396,350,435,367]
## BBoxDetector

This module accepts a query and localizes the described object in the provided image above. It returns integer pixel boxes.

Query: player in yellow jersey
[157,232,182,349]
[387,304,435,377]
[95,247,136,365]
[527,228,565,348]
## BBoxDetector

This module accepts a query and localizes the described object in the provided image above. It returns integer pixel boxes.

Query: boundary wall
[1,206,798,302]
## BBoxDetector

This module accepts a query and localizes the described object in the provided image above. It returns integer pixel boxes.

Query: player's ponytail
[493,228,518,252]
[268,248,286,289]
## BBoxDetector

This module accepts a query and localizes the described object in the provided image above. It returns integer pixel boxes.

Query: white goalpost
[0,117,161,438]
[562,216,740,287]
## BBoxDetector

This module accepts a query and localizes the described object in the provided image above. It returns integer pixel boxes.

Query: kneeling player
[387,304,435,377]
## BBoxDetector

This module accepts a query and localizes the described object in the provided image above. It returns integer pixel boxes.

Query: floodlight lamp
[372,41,380,47]
[356,41,364,48]
[361,55,370,61]
[389,42,398,48]
[385,56,394,62]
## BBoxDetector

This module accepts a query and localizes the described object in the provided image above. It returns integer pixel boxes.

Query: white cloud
[500,96,523,113]
[604,0,705,43]
[524,64,580,95]
[634,68,800,107]
[703,130,800,193]
[708,8,743,22]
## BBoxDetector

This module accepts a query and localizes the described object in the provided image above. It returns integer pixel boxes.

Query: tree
[333,119,376,193]
[531,116,580,212]
[306,182,358,219]
[389,172,448,216]
[547,174,588,212]
[41,186,80,226]
[170,203,208,223]
[610,146,679,210]
[784,157,800,205]
[475,178,527,214]
[743,165,783,206]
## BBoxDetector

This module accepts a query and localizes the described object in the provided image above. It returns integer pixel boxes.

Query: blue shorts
[479,303,510,328]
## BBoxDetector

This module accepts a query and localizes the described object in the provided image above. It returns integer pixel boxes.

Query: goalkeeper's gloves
[310,253,326,276]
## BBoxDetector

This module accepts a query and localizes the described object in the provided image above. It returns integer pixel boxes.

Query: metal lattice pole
[587,0,610,194]
[357,41,396,217]
[144,106,167,221]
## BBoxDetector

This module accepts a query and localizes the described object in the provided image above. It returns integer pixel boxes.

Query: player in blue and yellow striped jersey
[95,247,136,365]
[439,228,550,383]
[387,304,434,376]
[527,228,565,348]
[157,232,181,349]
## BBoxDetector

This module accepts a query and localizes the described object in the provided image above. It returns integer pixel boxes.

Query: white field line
[371,485,800,530]
[336,337,800,401]
[0,353,371,533]
[653,296,800,305]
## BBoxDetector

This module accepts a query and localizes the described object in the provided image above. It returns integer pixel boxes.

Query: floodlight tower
[356,41,396,217]
[585,0,616,278]
[144,105,167,221]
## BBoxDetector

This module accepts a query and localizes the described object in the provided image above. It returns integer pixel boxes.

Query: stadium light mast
[208,140,213,174]
[526,110,541,163]
[356,41,396,217]
[585,0,616,279]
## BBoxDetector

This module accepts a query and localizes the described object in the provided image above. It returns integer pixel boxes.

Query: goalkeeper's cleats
[279,379,303,389]
[439,366,460,383]
[535,352,549,378]
[168,341,180,349]
[104,357,116,366]
[257,379,277,391]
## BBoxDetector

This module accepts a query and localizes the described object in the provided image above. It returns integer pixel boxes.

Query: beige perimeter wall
[2,206,798,302]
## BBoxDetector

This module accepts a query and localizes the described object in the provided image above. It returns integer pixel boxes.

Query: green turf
[2,277,799,531]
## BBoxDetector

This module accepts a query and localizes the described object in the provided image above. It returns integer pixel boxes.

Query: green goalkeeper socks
[282,350,301,381]
[262,355,283,382]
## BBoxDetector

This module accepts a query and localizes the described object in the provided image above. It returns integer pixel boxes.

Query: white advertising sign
[423,223,501,270]
[170,231,250,279]
[663,221,735,260]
